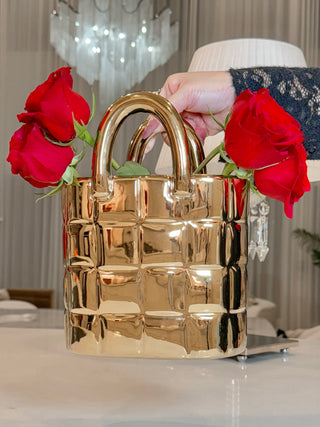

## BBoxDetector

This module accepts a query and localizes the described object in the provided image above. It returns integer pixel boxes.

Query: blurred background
[1,0,320,330]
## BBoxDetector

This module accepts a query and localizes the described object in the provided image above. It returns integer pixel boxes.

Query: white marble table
[0,308,64,329]
[0,325,319,427]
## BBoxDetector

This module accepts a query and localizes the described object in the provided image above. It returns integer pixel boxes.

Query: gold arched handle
[127,119,206,174]
[93,91,192,197]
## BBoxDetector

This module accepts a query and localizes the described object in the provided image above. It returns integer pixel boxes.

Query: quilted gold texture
[63,175,248,358]
[62,91,249,359]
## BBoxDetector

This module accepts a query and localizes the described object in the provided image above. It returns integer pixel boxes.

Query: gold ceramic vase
[62,91,248,358]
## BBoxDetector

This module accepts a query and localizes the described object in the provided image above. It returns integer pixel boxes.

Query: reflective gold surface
[127,119,206,173]
[63,91,248,359]
[63,176,248,358]
[93,91,192,196]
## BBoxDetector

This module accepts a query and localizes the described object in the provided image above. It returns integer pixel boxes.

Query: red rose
[254,144,311,218]
[17,67,90,142]
[7,123,74,188]
[225,88,304,169]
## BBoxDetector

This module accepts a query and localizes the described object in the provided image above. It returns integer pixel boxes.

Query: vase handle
[93,91,192,197]
[127,119,206,174]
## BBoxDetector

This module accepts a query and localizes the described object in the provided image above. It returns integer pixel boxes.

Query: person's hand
[143,71,236,151]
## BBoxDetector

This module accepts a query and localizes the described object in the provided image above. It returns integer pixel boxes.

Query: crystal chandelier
[50,0,179,107]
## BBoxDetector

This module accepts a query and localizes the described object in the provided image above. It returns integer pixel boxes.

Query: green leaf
[242,180,251,200]
[62,166,73,185]
[115,161,150,177]
[89,90,96,123]
[74,119,95,147]
[219,148,233,164]
[62,165,80,185]
[43,132,74,147]
[194,143,222,174]
[222,162,236,177]
[36,179,64,202]
[234,167,251,179]
[70,143,87,167]
[249,181,263,199]
[36,165,81,202]
[112,158,120,170]
[224,112,231,127]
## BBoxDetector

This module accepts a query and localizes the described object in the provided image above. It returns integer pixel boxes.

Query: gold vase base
[65,310,246,359]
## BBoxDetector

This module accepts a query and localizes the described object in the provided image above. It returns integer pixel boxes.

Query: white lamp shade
[188,38,307,71]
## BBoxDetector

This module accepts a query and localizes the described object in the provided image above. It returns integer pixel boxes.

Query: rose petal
[7,123,74,188]
[17,67,90,142]
[254,145,310,218]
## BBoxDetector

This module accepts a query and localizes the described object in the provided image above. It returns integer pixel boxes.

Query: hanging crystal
[248,204,258,261]
[248,198,270,262]
[256,200,270,262]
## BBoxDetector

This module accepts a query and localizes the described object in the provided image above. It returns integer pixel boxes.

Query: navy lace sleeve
[229,67,320,160]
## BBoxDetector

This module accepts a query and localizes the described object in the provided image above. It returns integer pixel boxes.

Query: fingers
[142,74,187,139]
[142,116,164,139]
[142,71,234,146]
[144,136,156,154]
[143,133,169,157]
[161,132,170,146]
[180,113,208,145]
[142,91,191,139]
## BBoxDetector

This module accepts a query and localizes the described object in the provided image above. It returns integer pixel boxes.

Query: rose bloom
[7,123,74,188]
[254,144,311,218]
[225,88,304,170]
[17,67,90,142]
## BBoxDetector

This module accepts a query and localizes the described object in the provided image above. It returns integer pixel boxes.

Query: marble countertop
[0,308,64,329]
[0,325,319,427]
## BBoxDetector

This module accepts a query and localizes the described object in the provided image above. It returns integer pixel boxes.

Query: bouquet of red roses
[7,67,310,218]
[7,67,147,197]
[7,67,93,193]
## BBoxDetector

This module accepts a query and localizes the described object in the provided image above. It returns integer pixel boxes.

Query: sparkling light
[50,1,179,106]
